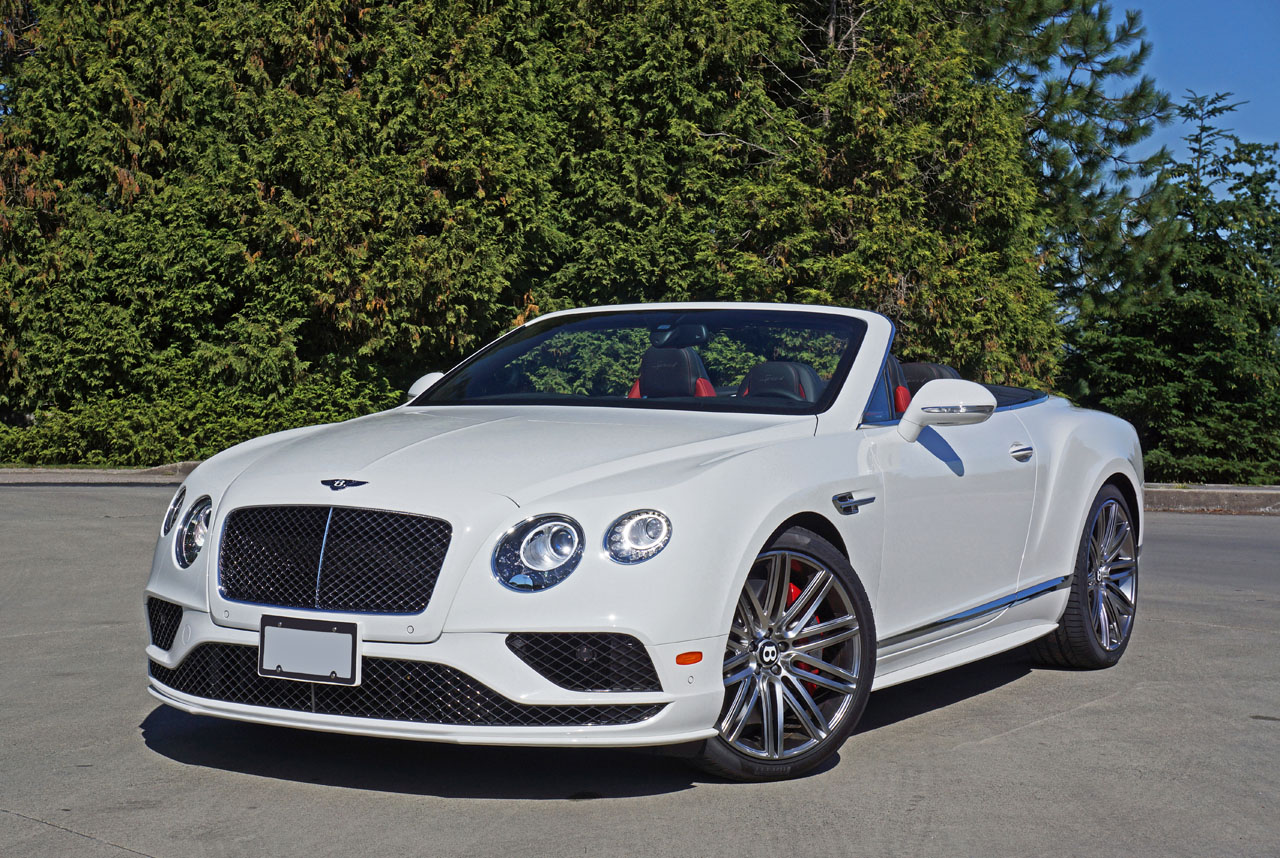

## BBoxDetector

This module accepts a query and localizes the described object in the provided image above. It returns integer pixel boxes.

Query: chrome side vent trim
[832,492,876,515]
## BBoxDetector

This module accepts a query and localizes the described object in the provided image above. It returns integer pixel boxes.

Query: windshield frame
[409,307,869,416]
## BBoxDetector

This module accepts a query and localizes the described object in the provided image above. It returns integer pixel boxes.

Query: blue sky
[1136,0,1280,157]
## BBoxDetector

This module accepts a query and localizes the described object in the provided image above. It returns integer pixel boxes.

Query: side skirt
[871,620,1060,691]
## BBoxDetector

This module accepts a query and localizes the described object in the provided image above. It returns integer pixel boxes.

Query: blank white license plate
[258,615,359,686]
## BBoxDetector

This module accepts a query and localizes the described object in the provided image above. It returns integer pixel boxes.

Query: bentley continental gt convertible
[144,303,1142,781]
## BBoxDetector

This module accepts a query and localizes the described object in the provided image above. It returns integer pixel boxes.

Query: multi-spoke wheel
[694,527,875,781]
[1031,484,1139,668]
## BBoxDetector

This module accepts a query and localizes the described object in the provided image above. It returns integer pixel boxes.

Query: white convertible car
[144,303,1142,780]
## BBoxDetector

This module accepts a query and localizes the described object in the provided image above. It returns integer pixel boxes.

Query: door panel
[866,412,1037,641]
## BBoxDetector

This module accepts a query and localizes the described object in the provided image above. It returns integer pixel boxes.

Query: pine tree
[955,1,1174,310]
[1067,95,1280,484]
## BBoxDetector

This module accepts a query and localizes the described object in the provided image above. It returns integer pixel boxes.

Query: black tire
[1030,484,1139,669]
[693,526,876,781]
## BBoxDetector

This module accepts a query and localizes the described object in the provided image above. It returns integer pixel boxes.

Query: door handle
[1010,443,1034,462]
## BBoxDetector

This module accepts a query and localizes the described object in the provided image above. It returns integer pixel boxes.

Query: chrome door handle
[1010,443,1034,462]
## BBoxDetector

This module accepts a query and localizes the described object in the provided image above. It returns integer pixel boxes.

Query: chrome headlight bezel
[175,496,213,569]
[161,486,186,536]
[604,509,672,564]
[492,514,585,592]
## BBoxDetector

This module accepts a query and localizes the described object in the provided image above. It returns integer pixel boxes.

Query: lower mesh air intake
[506,633,662,692]
[150,644,664,727]
[146,598,184,651]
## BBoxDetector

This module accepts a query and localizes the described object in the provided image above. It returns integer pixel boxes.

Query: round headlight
[175,496,213,568]
[605,509,672,564]
[161,486,186,536]
[493,515,584,591]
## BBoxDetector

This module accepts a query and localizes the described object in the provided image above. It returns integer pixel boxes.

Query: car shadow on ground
[855,650,1031,734]
[140,651,1034,799]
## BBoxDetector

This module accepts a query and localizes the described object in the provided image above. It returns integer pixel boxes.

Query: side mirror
[897,379,997,442]
[406,371,444,403]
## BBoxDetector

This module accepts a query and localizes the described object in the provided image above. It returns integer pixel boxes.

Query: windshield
[413,308,867,414]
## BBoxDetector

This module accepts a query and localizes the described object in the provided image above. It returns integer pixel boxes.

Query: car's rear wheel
[693,527,875,781]
[1031,484,1138,668]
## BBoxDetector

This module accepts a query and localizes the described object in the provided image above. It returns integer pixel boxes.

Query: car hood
[218,405,816,510]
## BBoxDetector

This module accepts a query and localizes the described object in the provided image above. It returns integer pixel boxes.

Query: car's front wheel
[694,526,875,781]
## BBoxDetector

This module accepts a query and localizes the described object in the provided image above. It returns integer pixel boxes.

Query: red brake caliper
[786,571,821,694]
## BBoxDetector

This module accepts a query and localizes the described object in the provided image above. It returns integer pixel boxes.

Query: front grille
[146,598,184,650]
[219,506,451,614]
[150,644,665,728]
[506,633,662,692]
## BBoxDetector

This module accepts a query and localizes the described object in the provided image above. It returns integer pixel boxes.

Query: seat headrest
[900,361,962,395]
[636,347,714,398]
[737,361,823,403]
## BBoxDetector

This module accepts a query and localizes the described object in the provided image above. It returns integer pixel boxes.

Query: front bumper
[146,606,724,748]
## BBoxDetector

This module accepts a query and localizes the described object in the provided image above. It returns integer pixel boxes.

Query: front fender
[1017,400,1144,588]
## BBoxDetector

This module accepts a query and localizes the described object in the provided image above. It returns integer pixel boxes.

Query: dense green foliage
[957,4,1279,483]
[0,0,1056,464]
[4,2,1276,480]
[1067,97,1280,484]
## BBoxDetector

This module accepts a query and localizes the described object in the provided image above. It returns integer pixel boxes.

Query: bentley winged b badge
[321,479,368,491]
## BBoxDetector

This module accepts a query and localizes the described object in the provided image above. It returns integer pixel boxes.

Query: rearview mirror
[406,371,444,403]
[897,379,997,442]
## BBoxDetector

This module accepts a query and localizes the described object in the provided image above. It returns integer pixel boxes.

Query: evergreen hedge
[0,1,1066,465]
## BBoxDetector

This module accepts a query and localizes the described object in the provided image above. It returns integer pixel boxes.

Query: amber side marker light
[675,651,703,665]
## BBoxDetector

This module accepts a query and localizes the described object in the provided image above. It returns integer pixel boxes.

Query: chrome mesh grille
[218,506,451,614]
[146,598,184,651]
[149,644,664,728]
[506,633,662,692]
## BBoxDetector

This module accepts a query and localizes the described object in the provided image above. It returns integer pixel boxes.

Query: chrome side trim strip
[876,575,1072,649]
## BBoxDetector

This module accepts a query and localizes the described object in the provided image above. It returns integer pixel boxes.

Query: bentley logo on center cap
[758,641,780,665]
[321,479,368,491]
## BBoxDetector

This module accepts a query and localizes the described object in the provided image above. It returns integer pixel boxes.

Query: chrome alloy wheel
[1086,498,1138,651]
[719,550,863,760]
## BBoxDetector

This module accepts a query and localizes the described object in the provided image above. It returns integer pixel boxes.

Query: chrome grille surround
[149,644,665,728]
[506,633,662,692]
[218,505,452,614]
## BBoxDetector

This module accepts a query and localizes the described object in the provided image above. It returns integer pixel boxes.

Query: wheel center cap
[758,640,780,666]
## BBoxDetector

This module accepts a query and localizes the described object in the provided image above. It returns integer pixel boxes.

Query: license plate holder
[258,614,359,686]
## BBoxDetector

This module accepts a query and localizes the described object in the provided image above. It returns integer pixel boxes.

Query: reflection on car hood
[227,405,815,507]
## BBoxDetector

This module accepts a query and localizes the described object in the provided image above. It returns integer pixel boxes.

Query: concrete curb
[1143,483,1280,516]
[0,461,199,486]
[1,464,1276,514]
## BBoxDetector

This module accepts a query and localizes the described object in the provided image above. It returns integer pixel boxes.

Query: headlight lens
[161,486,186,536]
[605,509,672,564]
[175,496,213,568]
[493,515,584,591]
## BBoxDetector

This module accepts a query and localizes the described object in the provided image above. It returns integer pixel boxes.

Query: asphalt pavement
[0,487,1276,858]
